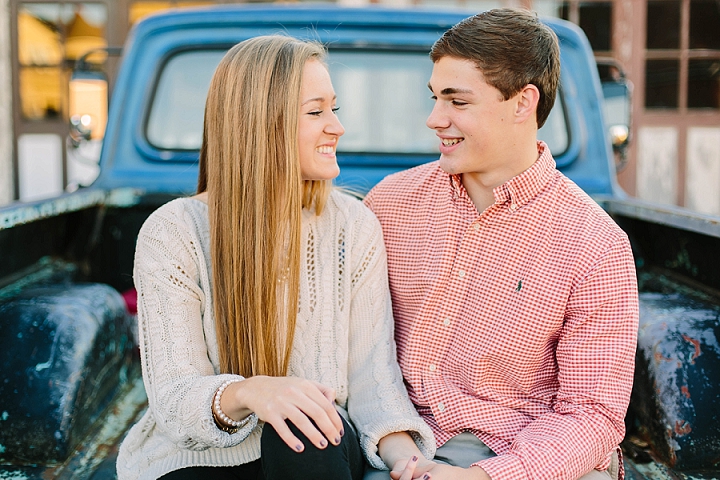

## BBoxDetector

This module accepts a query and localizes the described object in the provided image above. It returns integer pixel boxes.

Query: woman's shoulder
[327,189,379,224]
[139,197,208,237]
[323,190,384,250]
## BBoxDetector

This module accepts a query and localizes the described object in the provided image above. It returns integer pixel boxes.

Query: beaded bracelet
[212,379,244,433]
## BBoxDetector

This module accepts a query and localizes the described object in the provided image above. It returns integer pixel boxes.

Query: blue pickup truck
[1,5,718,479]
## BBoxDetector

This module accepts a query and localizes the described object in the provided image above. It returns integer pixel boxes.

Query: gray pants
[363,433,618,480]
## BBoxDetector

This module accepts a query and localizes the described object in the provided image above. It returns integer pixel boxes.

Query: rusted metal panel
[0,375,146,480]
[0,283,136,465]
[631,292,720,471]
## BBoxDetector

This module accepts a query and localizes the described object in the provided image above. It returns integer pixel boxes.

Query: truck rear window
[145,48,569,157]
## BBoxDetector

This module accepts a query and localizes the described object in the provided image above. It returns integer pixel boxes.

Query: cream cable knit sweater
[116,191,435,480]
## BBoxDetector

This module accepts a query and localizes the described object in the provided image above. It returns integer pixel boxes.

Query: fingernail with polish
[423,475,430,480]
[295,444,303,452]
[412,455,418,462]
[340,429,344,436]
[335,436,341,445]
[320,439,327,448]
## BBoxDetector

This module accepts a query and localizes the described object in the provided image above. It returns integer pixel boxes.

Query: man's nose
[426,103,449,130]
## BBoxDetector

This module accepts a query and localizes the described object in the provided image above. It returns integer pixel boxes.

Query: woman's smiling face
[298,59,345,181]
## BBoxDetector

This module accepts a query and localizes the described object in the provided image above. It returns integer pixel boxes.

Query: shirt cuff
[473,453,527,479]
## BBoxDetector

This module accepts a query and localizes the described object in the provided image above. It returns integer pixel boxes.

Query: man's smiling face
[426,56,520,177]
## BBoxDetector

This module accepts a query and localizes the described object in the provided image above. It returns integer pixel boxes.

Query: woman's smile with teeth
[316,145,335,154]
[442,138,463,146]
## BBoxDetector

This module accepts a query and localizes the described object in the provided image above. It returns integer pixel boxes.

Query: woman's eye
[331,107,340,114]
[308,110,322,116]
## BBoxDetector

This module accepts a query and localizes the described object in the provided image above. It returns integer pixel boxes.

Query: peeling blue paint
[634,292,720,470]
[0,471,29,480]
[105,187,144,207]
[0,189,106,231]
[0,187,143,232]
[0,258,78,303]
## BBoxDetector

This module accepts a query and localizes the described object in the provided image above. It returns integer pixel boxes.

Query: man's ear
[514,84,540,124]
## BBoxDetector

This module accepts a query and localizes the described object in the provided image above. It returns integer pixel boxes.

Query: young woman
[116,35,435,480]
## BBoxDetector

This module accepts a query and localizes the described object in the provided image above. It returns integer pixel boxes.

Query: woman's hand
[378,431,435,480]
[390,455,435,480]
[223,375,344,452]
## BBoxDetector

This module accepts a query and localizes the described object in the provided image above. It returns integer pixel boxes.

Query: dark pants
[158,416,363,480]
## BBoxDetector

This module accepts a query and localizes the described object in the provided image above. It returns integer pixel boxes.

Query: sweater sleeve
[133,203,257,450]
[345,206,436,469]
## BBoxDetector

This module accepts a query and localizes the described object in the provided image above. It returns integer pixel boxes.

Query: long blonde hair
[197,36,332,377]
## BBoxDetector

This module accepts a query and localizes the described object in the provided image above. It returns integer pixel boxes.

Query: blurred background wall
[0,0,13,206]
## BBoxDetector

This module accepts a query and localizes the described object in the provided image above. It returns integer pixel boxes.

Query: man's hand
[424,464,491,480]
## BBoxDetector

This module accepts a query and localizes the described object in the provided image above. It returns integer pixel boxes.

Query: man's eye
[452,100,468,106]
[430,95,437,101]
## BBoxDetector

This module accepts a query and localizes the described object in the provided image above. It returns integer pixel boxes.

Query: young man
[364,9,639,480]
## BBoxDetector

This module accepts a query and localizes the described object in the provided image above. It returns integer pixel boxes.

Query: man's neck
[462,140,540,214]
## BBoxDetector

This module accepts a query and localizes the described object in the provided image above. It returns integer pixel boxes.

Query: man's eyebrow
[441,87,473,95]
[301,95,337,106]
[427,82,474,96]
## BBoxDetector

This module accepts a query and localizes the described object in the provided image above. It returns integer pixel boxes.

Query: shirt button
[510,203,518,211]
[458,270,466,278]
[443,317,451,326]
[438,402,446,412]
[472,223,481,231]
[429,364,437,372]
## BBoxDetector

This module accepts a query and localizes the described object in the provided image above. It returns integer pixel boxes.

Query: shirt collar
[446,141,556,209]
[492,141,556,209]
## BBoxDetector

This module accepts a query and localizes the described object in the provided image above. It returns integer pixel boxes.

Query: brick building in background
[1,0,718,211]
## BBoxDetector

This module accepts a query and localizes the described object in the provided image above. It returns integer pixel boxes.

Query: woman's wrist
[378,431,425,468]
[211,378,253,433]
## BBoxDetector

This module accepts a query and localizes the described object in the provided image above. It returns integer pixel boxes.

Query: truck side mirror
[69,71,107,147]
[597,58,633,172]
[68,47,121,148]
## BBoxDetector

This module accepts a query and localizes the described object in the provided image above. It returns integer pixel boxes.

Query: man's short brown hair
[430,8,560,128]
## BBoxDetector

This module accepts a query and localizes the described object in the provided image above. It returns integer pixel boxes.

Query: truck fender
[0,283,136,464]
[630,292,720,471]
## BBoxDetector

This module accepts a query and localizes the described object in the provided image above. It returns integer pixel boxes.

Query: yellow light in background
[20,67,63,120]
[129,1,212,25]
[66,9,107,62]
[129,1,172,24]
[69,78,108,140]
[17,11,63,66]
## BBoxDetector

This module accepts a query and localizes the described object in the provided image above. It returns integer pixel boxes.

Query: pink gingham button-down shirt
[364,143,639,480]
